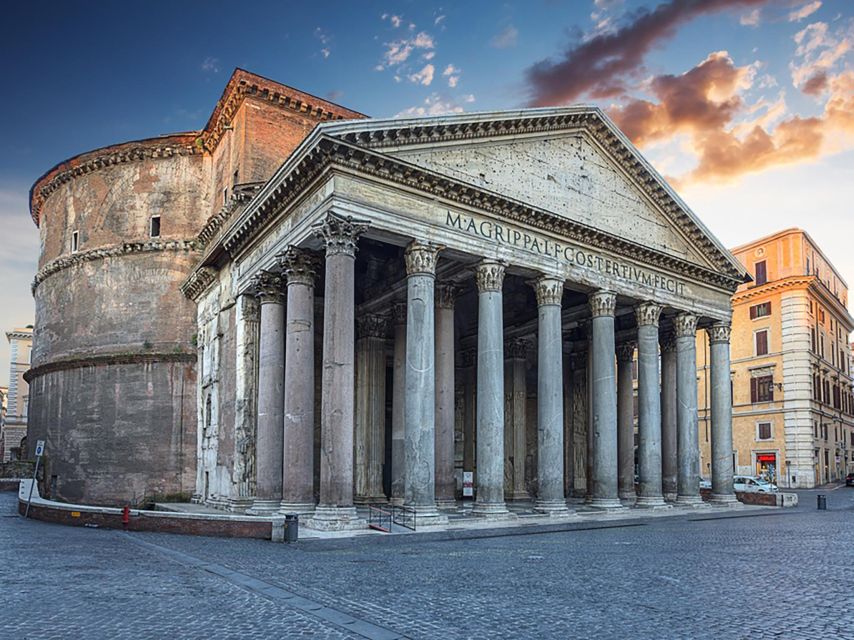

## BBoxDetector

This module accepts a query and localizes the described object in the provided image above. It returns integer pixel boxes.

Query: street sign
[25,441,46,518]
[35,440,45,457]
[463,471,474,497]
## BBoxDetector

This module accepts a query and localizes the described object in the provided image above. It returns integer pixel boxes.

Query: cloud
[740,9,761,27]
[395,93,474,118]
[391,15,402,28]
[609,50,854,186]
[789,20,852,94]
[491,25,518,48]
[378,31,436,71]
[435,15,446,26]
[408,64,435,86]
[525,0,770,106]
[788,1,822,22]
[315,27,332,59]
[201,57,220,74]
[443,64,460,88]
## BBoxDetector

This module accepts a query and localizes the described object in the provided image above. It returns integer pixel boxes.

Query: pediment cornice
[216,135,744,293]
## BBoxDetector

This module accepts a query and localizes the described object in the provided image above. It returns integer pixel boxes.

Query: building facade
[26,70,364,505]
[3,328,32,462]
[184,103,749,529]
[698,229,854,488]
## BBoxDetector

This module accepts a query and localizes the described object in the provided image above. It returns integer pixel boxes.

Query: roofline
[730,227,849,290]
[315,105,749,282]
[29,68,368,227]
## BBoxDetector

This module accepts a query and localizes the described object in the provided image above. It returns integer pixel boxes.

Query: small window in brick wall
[150,215,161,238]
[754,260,768,286]
[71,230,79,253]
[757,422,772,440]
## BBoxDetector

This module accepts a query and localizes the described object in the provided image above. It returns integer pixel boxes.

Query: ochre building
[28,69,749,523]
[2,327,32,461]
[698,229,854,488]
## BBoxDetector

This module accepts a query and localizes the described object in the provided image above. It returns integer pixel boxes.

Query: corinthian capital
[589,290,617,318]
[707,322,732,344]
[534,276,564,307]
[634,301,662,327]
[659,330,676,353]
[674,312,698,338]
[616,341,636,363]
[475,260,505,293]
[392,302,407,326]
[277,247,319,286]
[505,337,530,360]
[311,213,369,257]
[252,271,284,305]
[357,313,389,339]
[435,283,462,309]
[404,241,442,276]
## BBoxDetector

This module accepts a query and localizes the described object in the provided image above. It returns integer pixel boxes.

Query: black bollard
[817,494,827,510]
[284,514,299,542]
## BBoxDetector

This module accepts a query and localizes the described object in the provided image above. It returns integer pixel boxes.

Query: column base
[589,497,626,511]
[634,495,671,510]
[279,501,316,516]
[471,501,516,520]
[534,499,573,516]
[406,504,449,527]
[508,491,531,502]
[389,496,405,507]
[227,497,255,513]
[246,498,281,516]
[304,506,366,531]
[619,494,637,507]
[663,492,678,503]
[709,493,741,507]
[675,494,708,508]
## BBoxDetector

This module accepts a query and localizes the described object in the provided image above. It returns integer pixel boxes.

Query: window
[757,422,772,440]
[754,260,767,286]
[750,302,772,319]
[71,230,79,253]
[755,330,769,356]
[233,169,239,186]
[811,327,817,353]
[750,375,774,403]
[149,215,161,238]
[223,187,228,206]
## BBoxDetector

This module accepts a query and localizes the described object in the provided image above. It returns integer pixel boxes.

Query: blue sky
[1,0,853,383]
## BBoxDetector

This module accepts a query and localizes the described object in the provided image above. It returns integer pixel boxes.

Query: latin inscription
[446,211,686,296]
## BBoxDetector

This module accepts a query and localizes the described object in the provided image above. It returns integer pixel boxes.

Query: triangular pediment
[318,107,749,284]
[385,132,710,267]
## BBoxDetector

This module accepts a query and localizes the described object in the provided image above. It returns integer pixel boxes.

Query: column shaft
[505,340,528,501]
[660,333,678,501]
[354,315,388,504]
[249,272,285,514]
[390,304,407,505]
[635,303,666,508]
[616,343,636,503]
[675,312,702,506]
[310,214,368,530]
[403,242,445,523]
[473,261,511,517]
[589,291,622,509]
[279,249,318,515]
[708,323,737,504]
[534,277,569,515]
[435,285,458,508]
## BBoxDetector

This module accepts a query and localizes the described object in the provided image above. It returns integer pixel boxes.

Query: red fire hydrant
[122,505,130,530]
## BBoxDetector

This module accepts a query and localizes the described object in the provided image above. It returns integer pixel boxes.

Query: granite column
[675,312,702,506]
[354,314,389,504]
[708,322,737,505]
[390,303,407,505]
[635,302,667,508]
[660,331,678,501]
[435,283,459,509]
[589,290,623,510]
[616,341,636,504]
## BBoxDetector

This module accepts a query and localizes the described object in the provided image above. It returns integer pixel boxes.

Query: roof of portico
[186,106,751,300]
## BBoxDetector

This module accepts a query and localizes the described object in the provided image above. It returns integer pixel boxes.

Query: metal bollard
[817,494,827,510]
[284,514,299,543]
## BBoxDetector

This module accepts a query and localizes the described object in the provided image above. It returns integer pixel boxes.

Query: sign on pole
[24,440,46,518]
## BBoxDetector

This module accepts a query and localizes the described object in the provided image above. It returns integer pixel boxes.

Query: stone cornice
[325,108,747,283]
[197,182,264,249]
[33,239,199,293]
[24,351,196,383]
[734,275,854,329]
[29,134,202,227]
[216,135,745,294]
[180,266,218,302]
[199,69,366,154]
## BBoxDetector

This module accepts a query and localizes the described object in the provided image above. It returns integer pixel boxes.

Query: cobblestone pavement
[2,488,853,640]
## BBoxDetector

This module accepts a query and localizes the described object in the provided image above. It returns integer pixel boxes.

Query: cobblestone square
[2,489,852,639]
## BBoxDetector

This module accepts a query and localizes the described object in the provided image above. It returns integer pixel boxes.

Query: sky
[1,0,852,384]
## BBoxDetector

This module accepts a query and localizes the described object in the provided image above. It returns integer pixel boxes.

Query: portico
[187,107,749,530]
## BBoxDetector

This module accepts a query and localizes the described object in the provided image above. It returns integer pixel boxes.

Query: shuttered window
[757,423,772,440]
[754,260,767,286]
[749,302,771,319]
[755,330,769,356]
[750,375,774,403]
